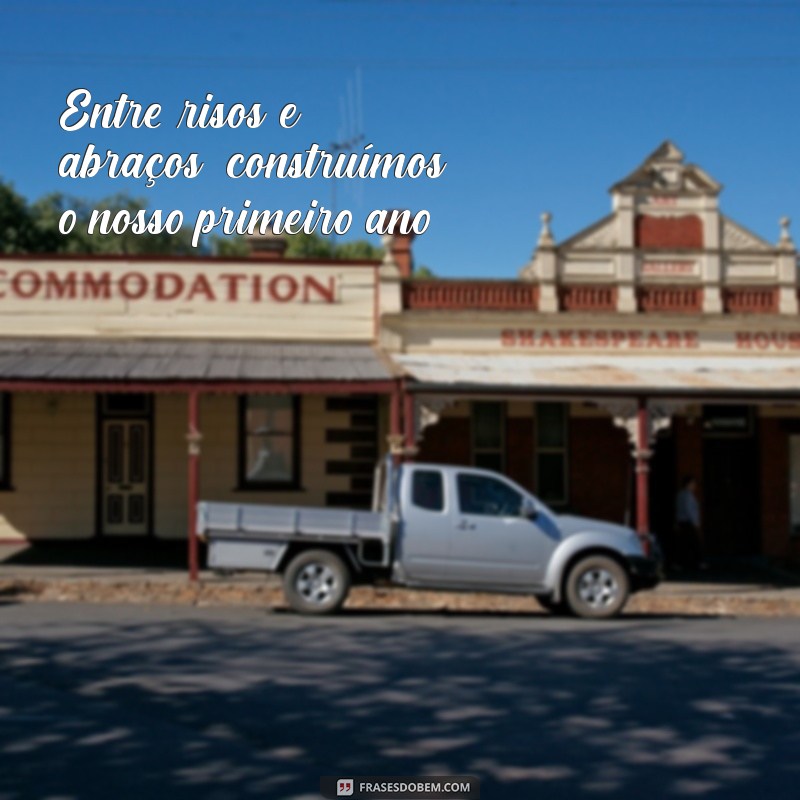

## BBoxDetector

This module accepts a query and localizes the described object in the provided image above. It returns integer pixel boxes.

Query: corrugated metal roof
[394,353,800,395]
[0,339,392,382]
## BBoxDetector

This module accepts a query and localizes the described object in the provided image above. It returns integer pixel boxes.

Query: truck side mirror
[520,498,538,521]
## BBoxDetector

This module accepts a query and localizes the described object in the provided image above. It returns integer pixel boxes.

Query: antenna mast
[329,69,364,221]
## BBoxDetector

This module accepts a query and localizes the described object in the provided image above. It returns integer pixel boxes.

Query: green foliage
[212,235,250,258]
[212,231,384,261]
[0,181,40,253]
[0,179,199,255]
[284,231,336,259]
[0,179,399,265]
[335,239,384,260]
[413,265,437,279]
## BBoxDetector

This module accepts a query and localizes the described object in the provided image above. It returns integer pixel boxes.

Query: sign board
[0,259,378,340]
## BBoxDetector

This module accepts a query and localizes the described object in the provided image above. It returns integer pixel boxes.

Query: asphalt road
[0,603,798,800]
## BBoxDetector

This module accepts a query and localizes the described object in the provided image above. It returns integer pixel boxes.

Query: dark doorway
[702,406,760,556]
[649,429,677,558]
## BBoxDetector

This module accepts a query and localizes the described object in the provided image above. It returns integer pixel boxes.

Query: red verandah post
[389,380,403,465]
[187,390,201,582]
[402,385,415,461]
[635,397,652,555]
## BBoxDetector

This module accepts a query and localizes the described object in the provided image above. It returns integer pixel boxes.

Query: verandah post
[187,390,202,582]
[389,380,403,465]
[635,396,652,554]
[402,384,415,462]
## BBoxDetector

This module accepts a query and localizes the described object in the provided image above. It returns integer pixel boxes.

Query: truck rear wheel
[283,549,351,615]
[564,555,629,619]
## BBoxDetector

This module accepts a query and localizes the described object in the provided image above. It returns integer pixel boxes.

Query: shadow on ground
[0,608,798,799]
[0,540,195,570]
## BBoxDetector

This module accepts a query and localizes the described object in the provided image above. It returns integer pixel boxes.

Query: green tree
[335,239,383,260]
[212,231,384,261]
[0,181,38,253]
[1,179,405,265]
[212,235,250,258]
[1,179,197,255]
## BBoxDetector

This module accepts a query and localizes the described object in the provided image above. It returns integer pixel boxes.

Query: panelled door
[100,413,151,536]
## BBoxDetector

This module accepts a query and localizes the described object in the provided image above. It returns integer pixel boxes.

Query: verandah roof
[393,353,800,398]
[0,338,393,384]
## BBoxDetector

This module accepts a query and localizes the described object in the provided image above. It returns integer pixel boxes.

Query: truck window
[411,470,444,512]
[457,473,522,517]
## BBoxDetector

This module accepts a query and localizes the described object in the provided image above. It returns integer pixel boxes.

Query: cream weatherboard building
[1,142,799,570]
[0,238,406,576]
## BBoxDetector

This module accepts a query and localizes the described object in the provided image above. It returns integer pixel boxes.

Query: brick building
[386,142,800,562]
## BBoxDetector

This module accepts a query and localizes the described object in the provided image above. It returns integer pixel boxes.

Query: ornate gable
[560,214,616,250]
[610,140,722,196]
[721,216,773,253]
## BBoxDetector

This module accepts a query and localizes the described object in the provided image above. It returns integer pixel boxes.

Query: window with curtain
[238,395,300,488]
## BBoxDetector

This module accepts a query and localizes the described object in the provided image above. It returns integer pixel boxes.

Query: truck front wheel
[283,549,351,615]
[564,555,629,619]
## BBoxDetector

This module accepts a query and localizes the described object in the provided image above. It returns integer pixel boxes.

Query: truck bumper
[627,533,664,592]
[626,555,663,592]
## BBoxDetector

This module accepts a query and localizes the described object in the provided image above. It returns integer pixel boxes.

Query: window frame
[456,471,524,518]
[535,402,569,507]
[237,394,302,491]
[0,393,10,490]
[410,468,446,513]
[471,401,506,473]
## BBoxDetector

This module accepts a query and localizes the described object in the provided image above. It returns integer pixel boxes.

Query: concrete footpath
[1,543,800,616]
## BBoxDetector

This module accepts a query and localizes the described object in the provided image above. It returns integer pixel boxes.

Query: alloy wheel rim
[296,563,338,605]
[577,567,619,609]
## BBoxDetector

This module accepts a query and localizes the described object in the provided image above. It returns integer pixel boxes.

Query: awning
[393,353,800,397]
[0,338,394,383]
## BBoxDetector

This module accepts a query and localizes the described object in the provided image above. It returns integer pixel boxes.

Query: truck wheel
[564,555,629,619]
[283,549,351,615]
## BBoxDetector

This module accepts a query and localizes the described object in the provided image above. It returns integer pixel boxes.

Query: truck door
[448,470,557,588]
[395,467,453,582]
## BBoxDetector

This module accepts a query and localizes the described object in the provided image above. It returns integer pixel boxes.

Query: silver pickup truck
[197,459,661,619]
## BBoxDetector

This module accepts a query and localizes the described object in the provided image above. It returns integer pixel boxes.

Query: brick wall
[417,417,471,465]
[568,416,630,523]
[635,214,703,249]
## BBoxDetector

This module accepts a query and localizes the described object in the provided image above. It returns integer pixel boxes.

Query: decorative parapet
[637,286,703,314]
[722,287,779,314]
[558,285,617,312]
[402,280,539,311]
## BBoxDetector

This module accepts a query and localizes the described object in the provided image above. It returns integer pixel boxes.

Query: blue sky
[1,1,799,276]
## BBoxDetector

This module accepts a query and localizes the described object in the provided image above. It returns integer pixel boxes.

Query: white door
[101,420,149,535]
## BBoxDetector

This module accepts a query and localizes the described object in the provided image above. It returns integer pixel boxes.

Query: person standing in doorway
[675,475,707,570]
